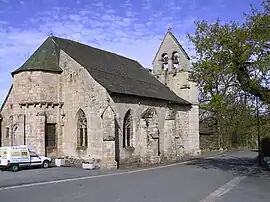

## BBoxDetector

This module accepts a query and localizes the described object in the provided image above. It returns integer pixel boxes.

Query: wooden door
[45,123,57,156]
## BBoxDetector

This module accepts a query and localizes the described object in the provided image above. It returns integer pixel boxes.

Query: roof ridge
[52,36,141,65]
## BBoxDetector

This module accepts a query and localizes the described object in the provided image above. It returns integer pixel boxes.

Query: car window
[29,151,38,157]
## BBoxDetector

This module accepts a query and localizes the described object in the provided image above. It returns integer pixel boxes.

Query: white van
[0,145,52,172]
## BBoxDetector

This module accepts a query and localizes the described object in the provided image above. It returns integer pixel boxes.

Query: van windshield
[29,151,38,157]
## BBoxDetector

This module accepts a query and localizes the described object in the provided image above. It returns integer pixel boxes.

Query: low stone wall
[118,151,200,169]
[51,149,201,170]
[200,133,219,150]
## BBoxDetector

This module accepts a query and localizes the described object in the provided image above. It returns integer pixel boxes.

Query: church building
[0,29,200,169]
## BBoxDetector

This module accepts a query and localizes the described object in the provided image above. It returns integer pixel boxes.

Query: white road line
[199,176,247,202]
[0,153,226,192]
[200,166,256,202]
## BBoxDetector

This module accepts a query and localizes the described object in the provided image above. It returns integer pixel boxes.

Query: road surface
[0,150,269,202]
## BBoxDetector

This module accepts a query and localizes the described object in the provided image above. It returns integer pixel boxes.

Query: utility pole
[256,96,262,165]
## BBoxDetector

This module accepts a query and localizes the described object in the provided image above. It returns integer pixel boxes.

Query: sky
[0,0,263,106]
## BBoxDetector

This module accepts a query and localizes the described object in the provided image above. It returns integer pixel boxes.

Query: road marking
[199,176,247,202]
[0,153,226,192]
[200,166,256,202]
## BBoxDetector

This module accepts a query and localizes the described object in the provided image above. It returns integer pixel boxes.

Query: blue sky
[0,0,263,105]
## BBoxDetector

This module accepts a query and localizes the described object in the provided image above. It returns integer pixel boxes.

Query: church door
[45,123,57,156]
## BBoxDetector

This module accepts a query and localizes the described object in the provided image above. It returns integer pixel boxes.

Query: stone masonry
[0,29,200,169]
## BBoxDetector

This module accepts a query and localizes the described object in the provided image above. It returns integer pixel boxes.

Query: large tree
[188,0,270,104]
[188,0,270,148]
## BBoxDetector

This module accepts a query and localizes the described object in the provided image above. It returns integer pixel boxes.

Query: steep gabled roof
[0,84,13,113]
[152,29,190,64]
[11,36,190,105]
[11,37,62,75]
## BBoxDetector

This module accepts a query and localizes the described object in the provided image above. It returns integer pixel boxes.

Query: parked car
[0,145,51,172]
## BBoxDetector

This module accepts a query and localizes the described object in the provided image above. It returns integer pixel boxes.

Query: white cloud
[0,20,7,25]
[0,1,196,106]
[1,0,9,3]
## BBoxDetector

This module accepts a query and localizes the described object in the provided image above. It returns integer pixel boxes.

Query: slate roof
[12,37,63,75]
[11,36,190,105]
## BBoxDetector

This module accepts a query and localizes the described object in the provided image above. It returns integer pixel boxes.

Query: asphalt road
[0,150,269,202]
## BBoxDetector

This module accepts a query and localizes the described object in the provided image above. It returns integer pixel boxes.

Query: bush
[261,137,270,157]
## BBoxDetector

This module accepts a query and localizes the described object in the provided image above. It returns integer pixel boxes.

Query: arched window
[123,109,133,148]
[172,51,180,69]
[161,53,169,64]
[161,53,169,70]
[77,109,88,148]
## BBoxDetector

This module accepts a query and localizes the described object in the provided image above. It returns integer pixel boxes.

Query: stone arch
[76,109,88,149]
[123,109,133,148]
[141,107,157,119]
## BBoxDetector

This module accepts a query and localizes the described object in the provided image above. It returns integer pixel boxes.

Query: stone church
[0,29,200,169]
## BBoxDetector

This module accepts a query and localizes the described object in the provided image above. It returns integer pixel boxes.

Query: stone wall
[109,94,195,167]
[12,71,59,104]
[59,50,109,163]
[0,86,14,146]
[0,71,63,156]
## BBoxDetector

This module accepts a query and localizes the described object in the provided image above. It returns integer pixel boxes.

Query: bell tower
[152,29,200,156]
[152,28,198,105]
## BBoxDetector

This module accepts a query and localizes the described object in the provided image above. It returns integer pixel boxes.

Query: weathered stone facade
[0,29,200,169]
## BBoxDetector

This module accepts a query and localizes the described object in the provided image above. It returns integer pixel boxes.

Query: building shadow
[185,155,262,176]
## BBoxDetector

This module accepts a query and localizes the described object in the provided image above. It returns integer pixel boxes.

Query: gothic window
[77,109,88,148]
[123,109,133,148]
[6,127,9,138]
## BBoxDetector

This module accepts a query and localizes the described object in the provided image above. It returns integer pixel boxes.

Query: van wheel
[43,160,50,169]
[11,164,19,172]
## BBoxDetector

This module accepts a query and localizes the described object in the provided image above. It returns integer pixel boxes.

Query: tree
[188,0,270,104]
[188,0,270,149]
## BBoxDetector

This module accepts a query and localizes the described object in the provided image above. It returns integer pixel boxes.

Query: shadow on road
[185,156,260,176]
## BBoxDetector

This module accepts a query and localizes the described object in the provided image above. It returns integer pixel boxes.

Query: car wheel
[11,164,19,172]
[43,160,50,168]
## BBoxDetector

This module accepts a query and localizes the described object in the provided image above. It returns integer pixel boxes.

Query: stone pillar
[101,106,117,169]
[139,119,147,161]
[8,116,13,146]
[188,105,200,156]
[176,110,189,155]
[12,114,25,146]
[27,113,46,155]
[168,58,174,73]
[102,141,117,169]
[163,119,176,161]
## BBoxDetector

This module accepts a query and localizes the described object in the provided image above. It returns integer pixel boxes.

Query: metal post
[256,96,262,165]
